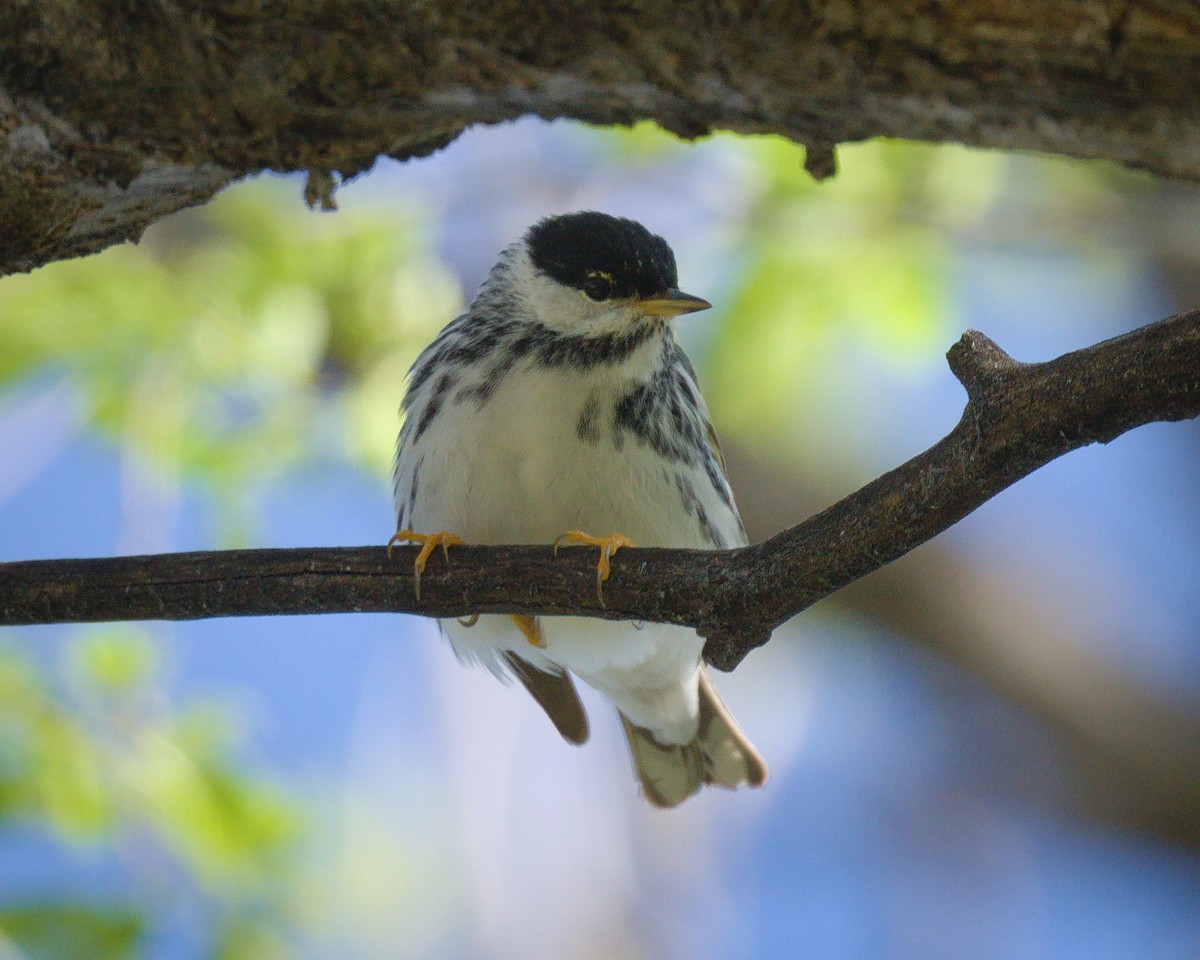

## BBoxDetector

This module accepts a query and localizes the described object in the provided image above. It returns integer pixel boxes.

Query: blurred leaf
[705,139,954,453]
[0,650,42,818]
[592,119,692,164]
[0,903,142,960]
[68,631,157,695]
[214,917,291,960]
[0,635,306,951]
[35,712,109,839]
[0,178,458,529]
[136,727,299,890]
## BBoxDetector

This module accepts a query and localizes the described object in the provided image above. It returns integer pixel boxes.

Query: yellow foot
[552,530,636,606]
[387,529,466,601]
[510,613,547,649]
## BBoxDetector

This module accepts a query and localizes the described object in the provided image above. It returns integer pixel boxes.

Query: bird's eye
[582,273,613,302]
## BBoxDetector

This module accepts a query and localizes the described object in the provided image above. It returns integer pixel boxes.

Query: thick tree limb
[3,309,1198,670]
[5,1,1200,275]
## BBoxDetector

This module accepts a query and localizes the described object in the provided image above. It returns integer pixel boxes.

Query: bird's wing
[705,420,727,473]
[501,650,590,745]
[704,417,749,547]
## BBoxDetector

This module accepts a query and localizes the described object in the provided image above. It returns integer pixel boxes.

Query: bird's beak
[638,289,712,318]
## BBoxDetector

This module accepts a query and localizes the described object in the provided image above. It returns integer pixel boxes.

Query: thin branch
[2,309,1199,672]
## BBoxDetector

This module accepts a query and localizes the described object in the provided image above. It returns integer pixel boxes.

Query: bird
[390,211,767,807]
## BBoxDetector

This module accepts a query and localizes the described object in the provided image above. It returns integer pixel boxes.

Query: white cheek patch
[516,254,641,336]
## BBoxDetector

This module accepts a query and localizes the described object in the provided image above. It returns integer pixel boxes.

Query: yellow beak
[638,289,712,318]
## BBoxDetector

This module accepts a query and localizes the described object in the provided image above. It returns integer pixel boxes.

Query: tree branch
[724,441,1200,849]
[6,1,1200,274]
[3,308,1198,669]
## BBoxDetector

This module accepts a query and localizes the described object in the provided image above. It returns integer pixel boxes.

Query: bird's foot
[510,613,547,649]
[387,529,466,601]
[552,530,635,606]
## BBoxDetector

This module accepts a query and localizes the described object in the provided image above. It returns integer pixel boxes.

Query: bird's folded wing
[502,650,590,745]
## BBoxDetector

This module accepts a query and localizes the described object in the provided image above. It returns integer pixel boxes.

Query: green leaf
[68,631,158,696]
[0,179,457,531]
[0,904,143,960]
[34,714,110,839]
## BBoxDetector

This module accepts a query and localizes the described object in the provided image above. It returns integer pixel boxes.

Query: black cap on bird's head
[525,212,710,318]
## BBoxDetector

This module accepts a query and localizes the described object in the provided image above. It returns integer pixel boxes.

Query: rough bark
[5,1,1200,275]
[3,308,1198,667]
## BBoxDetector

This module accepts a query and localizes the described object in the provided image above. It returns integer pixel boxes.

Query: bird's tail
[620,668,767,808]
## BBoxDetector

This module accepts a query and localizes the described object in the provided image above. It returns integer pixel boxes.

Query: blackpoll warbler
[391,212,766,807]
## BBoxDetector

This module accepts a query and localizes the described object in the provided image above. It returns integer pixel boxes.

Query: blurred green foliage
[1,127,1144,505]
[0,633,301,958]
[0,133,1028,501]
[0,174,474,957]
[0,903,142,960]
[705,137,996,456]
[0,123,1143,956]
[0,142,1023,952]
[0,179,459,532]
[591,125,1019,465]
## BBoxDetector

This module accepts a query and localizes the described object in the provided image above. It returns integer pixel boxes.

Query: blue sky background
[1,119,1199,959]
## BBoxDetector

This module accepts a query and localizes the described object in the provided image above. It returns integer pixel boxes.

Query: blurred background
[1,122,1198,959]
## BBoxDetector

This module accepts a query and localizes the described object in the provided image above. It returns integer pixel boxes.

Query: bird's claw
[552,530,635,606]
[510,613,547,648]
[387,529,466,601]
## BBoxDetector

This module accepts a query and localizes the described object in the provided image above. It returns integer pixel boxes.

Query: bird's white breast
[392,330,740,741]
[398,338,731,548]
